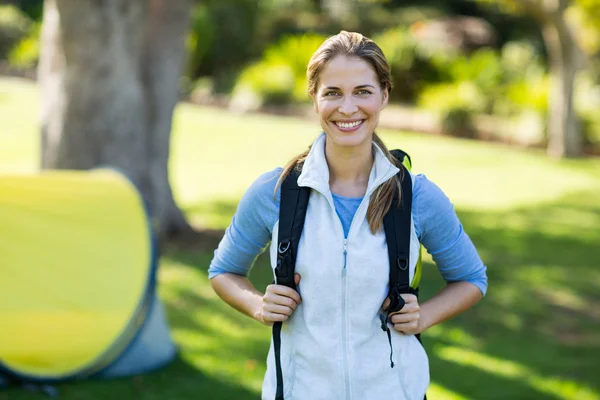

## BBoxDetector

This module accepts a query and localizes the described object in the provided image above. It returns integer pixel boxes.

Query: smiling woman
[208,31,488,400]
[312,56,388,153]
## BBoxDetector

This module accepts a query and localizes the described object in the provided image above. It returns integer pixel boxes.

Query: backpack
[272,149,423,400]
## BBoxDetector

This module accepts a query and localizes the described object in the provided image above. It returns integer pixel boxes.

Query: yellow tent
[0,169,175,384]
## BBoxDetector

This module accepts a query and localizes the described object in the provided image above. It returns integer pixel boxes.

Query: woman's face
[312,55,388,151]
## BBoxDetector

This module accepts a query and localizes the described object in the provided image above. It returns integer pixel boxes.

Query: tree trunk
[38,0,193,240]
[541,2,584,158]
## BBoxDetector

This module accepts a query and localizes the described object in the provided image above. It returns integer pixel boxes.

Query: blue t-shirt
[208,168,488,295]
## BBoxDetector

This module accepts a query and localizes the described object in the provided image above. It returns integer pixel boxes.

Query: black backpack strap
[383,159,413,314]
[273,164,310,400]
[380,153,415,368]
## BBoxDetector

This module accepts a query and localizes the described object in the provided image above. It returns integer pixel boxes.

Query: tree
[477,0,594,158]
[38,0,193,240]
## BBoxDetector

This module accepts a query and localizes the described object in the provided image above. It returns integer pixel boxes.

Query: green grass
[1,76,600,399]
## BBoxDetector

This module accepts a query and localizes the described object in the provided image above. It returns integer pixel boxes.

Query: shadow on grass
[0,355,258,400]
[162,186,600,399]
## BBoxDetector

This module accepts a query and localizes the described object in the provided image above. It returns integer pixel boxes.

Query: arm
[208,167,301,325]
[211,273,302,326]
[388,174,487,334]
[386,282,482,334]
[418,281,482,331]
[211,273,265,322]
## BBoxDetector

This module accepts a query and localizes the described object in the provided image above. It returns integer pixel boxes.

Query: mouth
[333,119,365,132]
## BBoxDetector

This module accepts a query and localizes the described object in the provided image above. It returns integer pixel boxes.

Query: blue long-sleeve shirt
[208,168,488,295]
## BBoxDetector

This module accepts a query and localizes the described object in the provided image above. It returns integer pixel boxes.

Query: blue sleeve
[413,174,488,296]
[207,168,282,279]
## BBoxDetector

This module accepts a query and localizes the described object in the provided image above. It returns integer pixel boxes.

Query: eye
[323,91,340,97]
[356,89,372,95]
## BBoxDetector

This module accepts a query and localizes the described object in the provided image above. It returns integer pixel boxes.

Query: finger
[394,302,420,314]
[393,321,419,334]
[294,273,301,286]
[264,293,300,311]
[264,303,294,316]
[262,311,289,323]
[271,285,302,304]
[381,297,391,311]
[269,285,302,305]
[400,293,418,304]
[390,312,420,324]
[294,274,302,304]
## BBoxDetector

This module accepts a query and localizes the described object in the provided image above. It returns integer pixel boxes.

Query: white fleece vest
[262,133,429,400]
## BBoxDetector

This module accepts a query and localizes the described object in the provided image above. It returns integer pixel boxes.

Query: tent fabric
[98,295,175,378]
[0,169,175,385]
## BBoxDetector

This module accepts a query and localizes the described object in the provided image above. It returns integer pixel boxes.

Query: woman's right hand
[256,273,302,326]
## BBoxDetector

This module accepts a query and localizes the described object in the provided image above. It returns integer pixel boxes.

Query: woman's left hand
[382,294,423,335]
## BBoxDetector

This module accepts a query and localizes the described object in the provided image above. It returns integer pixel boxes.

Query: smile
[334,120,364,131]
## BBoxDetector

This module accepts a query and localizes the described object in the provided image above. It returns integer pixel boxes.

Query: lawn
[1,76,600,399]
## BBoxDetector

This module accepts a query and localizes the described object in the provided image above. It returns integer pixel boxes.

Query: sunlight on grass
[436,346,600,400]
[426,325,484,349]
[378,129,600,212]
[427,383,469,400]
[157,257,268,396]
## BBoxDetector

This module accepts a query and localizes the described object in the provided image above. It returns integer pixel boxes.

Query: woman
[209,31,488,400]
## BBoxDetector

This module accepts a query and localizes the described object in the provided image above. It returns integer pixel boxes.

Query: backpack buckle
[278,240,291,254]
[275,240,295,289]
[397,257,408,271]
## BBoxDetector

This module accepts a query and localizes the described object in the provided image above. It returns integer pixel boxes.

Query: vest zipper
[342,239,350,400]
[317,169,398,400]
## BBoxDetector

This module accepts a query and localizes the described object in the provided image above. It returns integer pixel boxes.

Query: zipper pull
[379,313,395,368]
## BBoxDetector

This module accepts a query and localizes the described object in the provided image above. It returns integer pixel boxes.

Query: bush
[262,33,326,102]
[503,76,548,115]
[231,62,295,111]
[373,27,442,103]
[441,107,477,139]
[0,5,33,59]
[8,20,39,68]
[185,5,215,80]
[185,0,261,93]
[230,33,326,111]
[418,81,486,113]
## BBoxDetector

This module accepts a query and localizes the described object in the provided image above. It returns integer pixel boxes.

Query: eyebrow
[324,85,376,90]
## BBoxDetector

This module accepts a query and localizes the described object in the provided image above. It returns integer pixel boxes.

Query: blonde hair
[276,31,404,234]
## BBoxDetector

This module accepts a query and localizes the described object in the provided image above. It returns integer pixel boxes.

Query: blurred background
[0,0,599,399]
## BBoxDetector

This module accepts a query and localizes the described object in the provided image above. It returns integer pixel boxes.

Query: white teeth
[336,120,362,129]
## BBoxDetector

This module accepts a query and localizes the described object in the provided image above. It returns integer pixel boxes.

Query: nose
[338,95,358,115]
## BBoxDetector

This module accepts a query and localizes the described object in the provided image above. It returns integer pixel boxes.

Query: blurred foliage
[373,27,442,103]
[2,0,43,20]
[0,5,33,60]
[7,20,39,68]
[441,107,477,139]
[230,33,325,111]
[417,43,547,116]
[1,0,598,151]
[185,0,262,94]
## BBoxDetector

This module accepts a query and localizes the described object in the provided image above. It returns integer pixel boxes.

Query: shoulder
[243,167,283,207]
[207,167,283,279]
[235,167,283,237]
[412,173,452,210]
[411,173,456,240]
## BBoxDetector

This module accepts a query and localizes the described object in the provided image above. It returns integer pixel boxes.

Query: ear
[381,86,389,110]
[311,93,319,113]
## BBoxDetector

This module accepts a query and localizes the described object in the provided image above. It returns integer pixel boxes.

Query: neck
[325,136,373,194]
